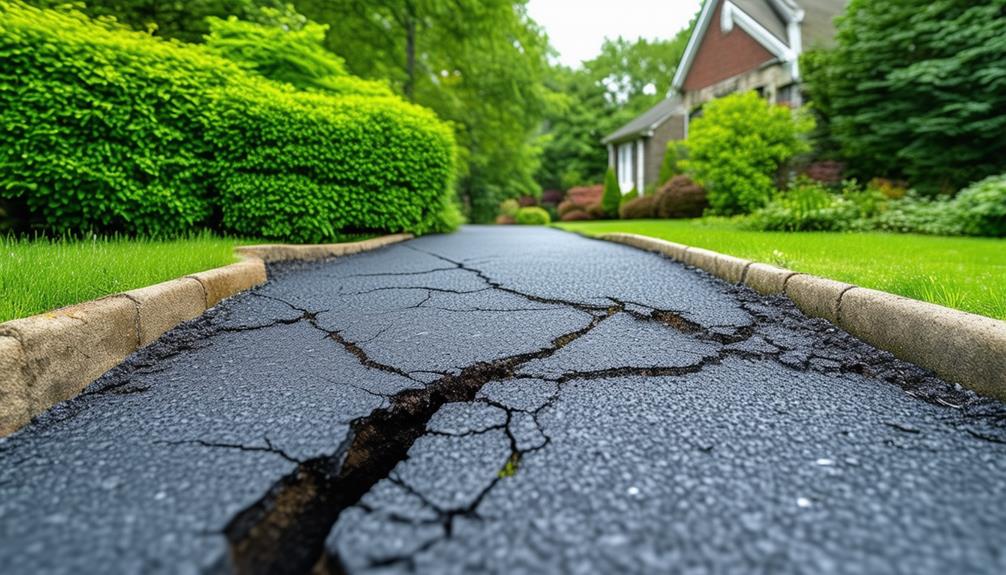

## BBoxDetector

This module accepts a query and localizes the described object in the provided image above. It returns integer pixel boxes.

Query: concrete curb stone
[597,231,1006,401]
[743,263,797,295]
[123,278,208,347]
[0,296,138,422]
[838,288,1006,399]
[0,234,410,437]
[785,274,855,325]
[0,336,32,436]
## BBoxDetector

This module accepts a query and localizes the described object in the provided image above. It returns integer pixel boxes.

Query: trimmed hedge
[515,206,551,225]
[0,2,456,240]
[655,175,708,219]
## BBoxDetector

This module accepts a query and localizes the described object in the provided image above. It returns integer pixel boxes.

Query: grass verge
[1,233,240,323]
[555,219,1006,321]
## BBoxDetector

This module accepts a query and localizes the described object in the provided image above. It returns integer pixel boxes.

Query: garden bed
[556,219,1006,320]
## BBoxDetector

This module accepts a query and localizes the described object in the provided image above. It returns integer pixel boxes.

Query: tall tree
[805,0,1006,193]
[297,0,551,222]
[535,25,693,191]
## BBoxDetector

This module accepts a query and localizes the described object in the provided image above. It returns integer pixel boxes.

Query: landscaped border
[0,234,413,436]
[599,232,1006,401]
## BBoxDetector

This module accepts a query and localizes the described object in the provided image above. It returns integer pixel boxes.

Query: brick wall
[683,0,775,92]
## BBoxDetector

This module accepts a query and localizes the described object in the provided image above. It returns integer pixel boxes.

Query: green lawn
[0,233,239,323]
[556,219,1006,320]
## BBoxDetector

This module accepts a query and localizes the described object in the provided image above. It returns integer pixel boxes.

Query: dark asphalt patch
[1,226,1005,575]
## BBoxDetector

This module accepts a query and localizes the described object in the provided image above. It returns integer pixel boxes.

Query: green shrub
[601,168,621,218]
[685,91,813,215]
[515,206,551,225]
[0,2,457,241]
[0,3,225,235]
[658,141,687,185]
[621,188,639,204]
[655,175,708,219]
[209,88,456,242]
[619,195,657,220]
[872,196,958,236]
[953,174,1006,237]
[498,199,520,218]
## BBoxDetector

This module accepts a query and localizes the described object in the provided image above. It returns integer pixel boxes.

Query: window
[617,143,634,192]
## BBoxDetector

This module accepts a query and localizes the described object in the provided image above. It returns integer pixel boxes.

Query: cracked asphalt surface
[2,226,1006,574]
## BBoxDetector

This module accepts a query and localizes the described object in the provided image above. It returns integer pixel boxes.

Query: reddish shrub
[557,199,578,216]
[585,201,606,219]
[803,161,845,185]
[560,209,592,221]
[495,214,516,225]
[517,195,538,207]
[619,195,657,220]
[565,184,603,208]
[541,189,564,205]
[655,175,708,219]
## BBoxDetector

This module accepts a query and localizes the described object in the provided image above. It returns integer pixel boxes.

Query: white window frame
[617,143,634,192]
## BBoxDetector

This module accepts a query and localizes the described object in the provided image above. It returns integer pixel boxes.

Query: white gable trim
[671,0,719,91]
[722,2,793,61]
[672,0,807,91]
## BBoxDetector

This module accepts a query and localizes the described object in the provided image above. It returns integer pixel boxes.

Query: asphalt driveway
[2,226,1005,574]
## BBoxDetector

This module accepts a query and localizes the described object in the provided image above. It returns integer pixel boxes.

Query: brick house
[603,0,847,193]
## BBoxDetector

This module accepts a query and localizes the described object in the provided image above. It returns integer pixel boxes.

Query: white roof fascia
[721,1,795,63]
[671,0,719,92]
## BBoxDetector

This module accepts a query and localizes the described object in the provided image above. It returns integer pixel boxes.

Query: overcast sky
[526,0,703,68]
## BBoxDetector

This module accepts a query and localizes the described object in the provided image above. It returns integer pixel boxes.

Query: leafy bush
[210,88,456,242]
[655,175,708,219]
[0,3,224,235]
[658,141,688,185]
[495,214,516,225]
[0,2,457,240]
[745,179,886,232]
[515,206,551,225]
[601,168,621,218]
[621,188,639,204]
[498,199,520,218]
[686,91,813,215]
[619,196,657,220]
[871,196,958,236]
[565,184,603,208]
[952,174,1006,237]
[560,209,591,222]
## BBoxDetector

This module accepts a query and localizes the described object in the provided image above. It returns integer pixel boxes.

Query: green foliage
[952,174,1006,237]
[621,188,639,204]
[0,2,456,240]
[298,0,552,223]
[685,92,814,215]
[536,25,695,193]
[658,141,688,185]
[601,169,621,218]
[33,0,294,43]
[498,199,520,218]
[210,87,456,242]
[805,0,1006,192]
[204,13,391,96]
[745,179,862,232]
[514,206,551,226]
[0,3,226,235]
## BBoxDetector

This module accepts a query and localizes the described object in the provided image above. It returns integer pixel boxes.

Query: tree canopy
[804,0,1006,193]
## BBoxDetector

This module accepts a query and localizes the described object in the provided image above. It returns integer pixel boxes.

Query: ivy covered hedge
[0,2,457,240]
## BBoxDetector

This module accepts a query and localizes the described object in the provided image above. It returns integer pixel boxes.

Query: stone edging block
[598,231,1006,400]
[0,234,409,437]
[236,233,413,263]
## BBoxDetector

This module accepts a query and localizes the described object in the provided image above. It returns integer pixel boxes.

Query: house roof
[601,96,685,144]
[671,0,847,90]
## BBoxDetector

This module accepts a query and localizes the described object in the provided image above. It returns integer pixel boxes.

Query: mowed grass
[556,219,1006,320]
[0,233,239,322]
